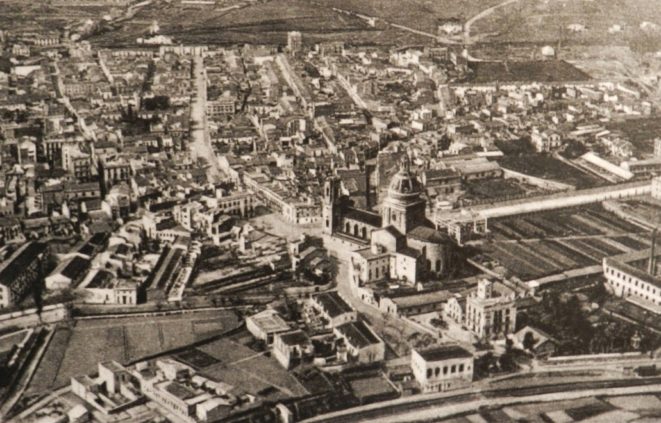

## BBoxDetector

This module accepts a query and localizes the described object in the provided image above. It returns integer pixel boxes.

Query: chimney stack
[649,228,657,275]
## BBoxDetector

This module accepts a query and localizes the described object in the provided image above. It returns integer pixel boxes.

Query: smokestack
[649,228,657,275]
[365,165,371,210]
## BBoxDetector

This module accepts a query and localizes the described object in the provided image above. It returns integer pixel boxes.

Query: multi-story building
[287,31,302,55]
[0,242,47,308]
[206,98,236,117]
[273,330,314,369]
[99,156,131,190]
[411,344,474,393]
[216,190,254,217]
[603,243,661,314]
[464,279,517,340]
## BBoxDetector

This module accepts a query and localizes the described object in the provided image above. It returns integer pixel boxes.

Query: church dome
[387,158,422,202]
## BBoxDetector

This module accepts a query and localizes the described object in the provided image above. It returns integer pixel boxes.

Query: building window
[451,365,456,373]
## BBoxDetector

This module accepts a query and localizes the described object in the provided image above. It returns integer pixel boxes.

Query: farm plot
[488,243,555,280]
[612,235,649,250]
[483,204,649,279]
[27,310,240,396]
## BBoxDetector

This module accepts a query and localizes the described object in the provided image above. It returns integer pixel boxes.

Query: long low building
[435,180,652,228]
[603,246,661,314]
[0,242,47,308]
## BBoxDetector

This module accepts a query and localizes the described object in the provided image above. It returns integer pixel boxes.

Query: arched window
[345,222,351,233]
[361,227,367,239]
[443,366,448,375]
[353,224,359,237]
[427,368,432,378]
[435,259,442,272]
[435,367,440,377]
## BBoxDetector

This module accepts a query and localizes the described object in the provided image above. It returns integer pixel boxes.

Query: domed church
[323,157,453,286]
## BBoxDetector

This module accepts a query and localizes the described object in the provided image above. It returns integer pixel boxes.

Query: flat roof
[248,309,290,333]
[278,330,310,346]
[416,344,473,362]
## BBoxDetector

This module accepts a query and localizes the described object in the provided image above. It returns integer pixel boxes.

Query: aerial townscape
[2,0,661,422]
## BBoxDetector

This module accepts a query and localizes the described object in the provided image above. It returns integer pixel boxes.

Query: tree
[499,351,517,372]
[523,331,536,351]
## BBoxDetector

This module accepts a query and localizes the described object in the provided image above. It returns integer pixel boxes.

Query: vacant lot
[25,310,240,397]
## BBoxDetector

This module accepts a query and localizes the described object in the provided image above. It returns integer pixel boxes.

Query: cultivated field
[482,204,649,280]
[25,310,240,397]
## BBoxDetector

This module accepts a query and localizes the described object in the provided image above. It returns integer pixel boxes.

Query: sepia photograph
[0,0,660,421]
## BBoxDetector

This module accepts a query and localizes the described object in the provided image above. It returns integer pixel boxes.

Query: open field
[0,1,116,32]
[470,0,661,48]
[89,0,429,46]
[24,310,240,397]
[482,204,649,280]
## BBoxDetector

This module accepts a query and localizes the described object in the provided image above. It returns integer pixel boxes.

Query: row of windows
[607,268,658,295]
[426,363,468,379]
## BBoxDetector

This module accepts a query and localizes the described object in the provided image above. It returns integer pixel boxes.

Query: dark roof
[416,345,473,362]
[279,330,310,346]
[408,225,448,243]
[61,256,90,280]
[87,269,114,289]
[344,207,382,228]
[336,321,380,349]
[314,291,353,318]
[0,242,46,287]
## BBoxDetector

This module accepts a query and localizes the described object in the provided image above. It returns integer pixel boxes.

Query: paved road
[190,55,221,182]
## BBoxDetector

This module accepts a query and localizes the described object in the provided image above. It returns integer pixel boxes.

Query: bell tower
[322,177,341,235]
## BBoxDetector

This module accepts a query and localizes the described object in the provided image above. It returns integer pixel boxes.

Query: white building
[246,309,291,344]
[464,279,517,340]
[603,246,661,314]
[411,344,474,393]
